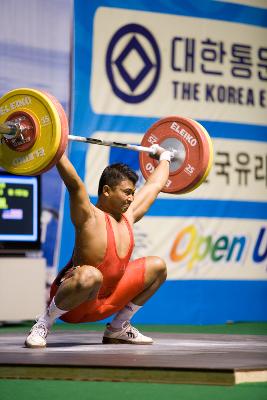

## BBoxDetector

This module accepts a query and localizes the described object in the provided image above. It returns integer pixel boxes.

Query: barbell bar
[0,88,213,194]
[0,120,179,157]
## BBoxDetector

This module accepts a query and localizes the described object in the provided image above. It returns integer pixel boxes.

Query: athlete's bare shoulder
[87,204,106,224]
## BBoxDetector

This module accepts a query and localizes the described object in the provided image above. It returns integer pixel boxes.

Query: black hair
[98,163,138,196]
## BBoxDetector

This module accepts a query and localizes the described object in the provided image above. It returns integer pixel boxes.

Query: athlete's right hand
[149,144,172,162]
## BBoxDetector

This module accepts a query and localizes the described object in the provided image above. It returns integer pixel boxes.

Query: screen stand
[0,257,46,323]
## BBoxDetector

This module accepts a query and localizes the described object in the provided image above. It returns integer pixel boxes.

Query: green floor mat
[1,321,267,336]
[0,380,267,400]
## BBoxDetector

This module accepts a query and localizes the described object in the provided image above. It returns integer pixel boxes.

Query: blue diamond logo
[114,36,154,92]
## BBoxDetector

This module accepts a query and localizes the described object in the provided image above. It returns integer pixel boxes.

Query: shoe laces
[30,321,48,338]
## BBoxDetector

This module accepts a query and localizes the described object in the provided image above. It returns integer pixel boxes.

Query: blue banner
[62,0,267,324]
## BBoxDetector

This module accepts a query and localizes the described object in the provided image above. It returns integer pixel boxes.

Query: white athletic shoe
[102,321,153,345]
[24,320,49,348]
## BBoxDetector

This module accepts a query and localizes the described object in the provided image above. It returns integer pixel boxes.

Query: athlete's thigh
[107,257,146,307]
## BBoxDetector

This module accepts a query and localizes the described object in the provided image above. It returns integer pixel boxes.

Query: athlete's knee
[73,266,103,291]
[147,256,167,282]
[155,257,167,281]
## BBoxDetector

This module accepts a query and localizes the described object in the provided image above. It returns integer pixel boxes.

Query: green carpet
[1,321,267,335]
[0,380,267,400]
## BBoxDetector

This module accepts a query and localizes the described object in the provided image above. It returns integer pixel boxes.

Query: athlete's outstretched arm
[130,150,170,222]
[56,154,84,191]
[56,154,95,225]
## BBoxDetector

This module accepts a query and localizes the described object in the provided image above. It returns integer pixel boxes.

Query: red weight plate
[4,111,39,152]
[36,90,69,174]
[139,116,211,194]
[173,119,213,194]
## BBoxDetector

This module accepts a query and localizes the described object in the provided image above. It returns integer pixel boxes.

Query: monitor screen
[0,171,41,254]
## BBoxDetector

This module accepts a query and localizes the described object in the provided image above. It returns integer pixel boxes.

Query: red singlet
[50,213,145,323]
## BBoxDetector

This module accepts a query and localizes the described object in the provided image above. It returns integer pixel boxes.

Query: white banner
[132,217,267,280]
[91,7,267,125]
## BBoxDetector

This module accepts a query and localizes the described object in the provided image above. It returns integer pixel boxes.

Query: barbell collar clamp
[0,122,21,139]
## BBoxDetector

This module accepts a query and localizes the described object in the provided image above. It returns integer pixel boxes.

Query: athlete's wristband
[159,151,171,162]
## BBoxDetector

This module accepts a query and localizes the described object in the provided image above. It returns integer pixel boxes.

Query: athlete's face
[107,179,135,213]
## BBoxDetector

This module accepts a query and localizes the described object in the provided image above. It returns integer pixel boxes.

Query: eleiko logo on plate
[106,23,161,103]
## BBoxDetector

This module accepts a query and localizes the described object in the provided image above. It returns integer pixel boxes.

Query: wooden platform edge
[235,369,267,384]
[0,365,235,386]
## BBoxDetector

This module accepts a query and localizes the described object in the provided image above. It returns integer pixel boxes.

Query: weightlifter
[25,144,172,347]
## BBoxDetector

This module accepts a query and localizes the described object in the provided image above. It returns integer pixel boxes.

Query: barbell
[0,88,213,194]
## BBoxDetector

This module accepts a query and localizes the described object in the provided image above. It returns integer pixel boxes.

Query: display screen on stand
[0,171,41,255]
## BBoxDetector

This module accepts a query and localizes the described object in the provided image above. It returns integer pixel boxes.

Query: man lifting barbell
[26,145,172,347]
[0,88,213,347]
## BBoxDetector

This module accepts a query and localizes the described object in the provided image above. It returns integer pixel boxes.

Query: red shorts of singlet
[49,257,146,323]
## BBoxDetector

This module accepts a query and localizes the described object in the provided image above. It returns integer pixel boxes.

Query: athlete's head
[98,164,138,213]
[98,163,138,196]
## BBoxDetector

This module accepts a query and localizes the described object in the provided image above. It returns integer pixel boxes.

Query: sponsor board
[132,217,267,280]
[91,7,267,124]
[84,131,267,202]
